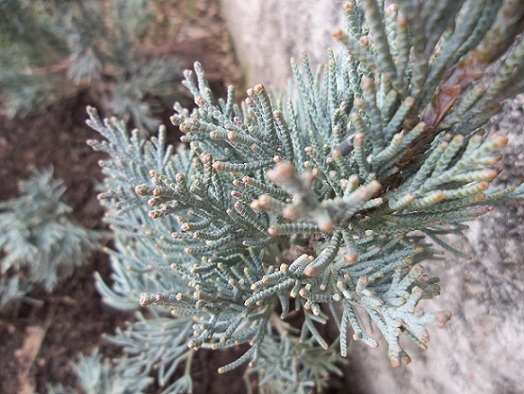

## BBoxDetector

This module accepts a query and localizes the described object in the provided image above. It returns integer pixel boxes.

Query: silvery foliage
[87,0,524,392]
[0,169,102,309]
[0,0,180,131]
[46,348,152,394]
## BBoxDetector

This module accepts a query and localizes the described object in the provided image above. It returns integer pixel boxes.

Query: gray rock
[219,0,345,88]
[220,1,524,392]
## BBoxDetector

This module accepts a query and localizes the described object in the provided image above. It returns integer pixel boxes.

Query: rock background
[220,1,524,393]
[219,0,345,88]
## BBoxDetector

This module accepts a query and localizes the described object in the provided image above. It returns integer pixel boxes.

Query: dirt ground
[0,1,349,393]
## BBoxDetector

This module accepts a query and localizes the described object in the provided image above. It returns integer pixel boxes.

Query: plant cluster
[0,169,102,311]
[85,0,524,392]
[47,348,151,394]
[0,0,180,130]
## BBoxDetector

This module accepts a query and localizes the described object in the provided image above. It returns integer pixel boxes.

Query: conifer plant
[87,1,524,392]
[0,169,102,311]
[0,0,180,130]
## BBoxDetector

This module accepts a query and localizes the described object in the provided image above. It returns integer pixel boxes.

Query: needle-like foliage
[0,169,103,310]
[0,0,180,131]
[88,1,524,392]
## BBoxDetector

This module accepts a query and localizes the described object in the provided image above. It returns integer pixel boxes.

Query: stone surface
[220,1,524,393]
[219,0,345,89]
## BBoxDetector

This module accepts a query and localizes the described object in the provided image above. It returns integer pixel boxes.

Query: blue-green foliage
[0,275,32,311]
[108,313,194,394]
[87,116,195,391]
[88,0,524,392]
[0,169,102,309]
[246,336,344,394]
[46,348,152,394]
[0,0,180,130]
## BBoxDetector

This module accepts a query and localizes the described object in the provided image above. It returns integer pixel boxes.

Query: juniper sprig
[0,169,102,308]
[88,1,524,392]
